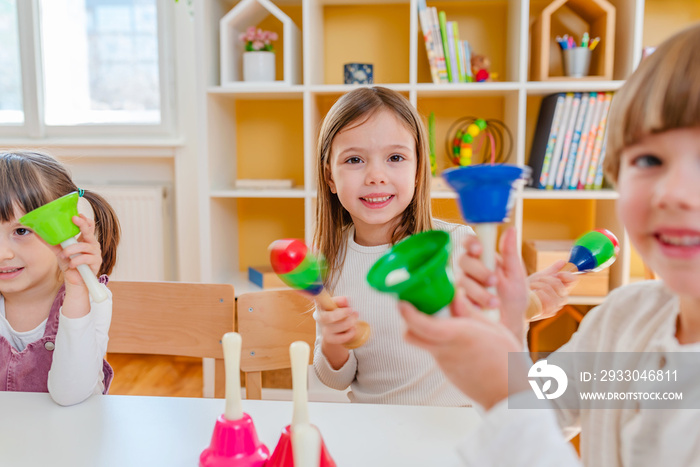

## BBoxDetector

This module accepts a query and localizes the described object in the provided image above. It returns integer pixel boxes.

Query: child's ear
[326,168,337,194]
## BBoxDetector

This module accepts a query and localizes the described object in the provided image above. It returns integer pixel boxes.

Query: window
[0,0,23,124]
[0,0,172,137]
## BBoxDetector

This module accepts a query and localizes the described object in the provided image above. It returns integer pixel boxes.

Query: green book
[438,11,452,83]
[452,22,465,83]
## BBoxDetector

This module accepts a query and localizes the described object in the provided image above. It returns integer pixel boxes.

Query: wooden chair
[237,289,316,400]
[107,281,235,398]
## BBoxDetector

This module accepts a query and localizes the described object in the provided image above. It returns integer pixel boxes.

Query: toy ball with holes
[442,164,531,322]
[445,117,513,167]
[526,229,620,319]
[267,341,336,467]
[366,230,455,315]
[19,192,108,303]
[200,332,269,467]
[269,239,370,349]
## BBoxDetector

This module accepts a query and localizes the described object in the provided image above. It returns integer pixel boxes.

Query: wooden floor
[107,354,293,398]
[107,354,204,397]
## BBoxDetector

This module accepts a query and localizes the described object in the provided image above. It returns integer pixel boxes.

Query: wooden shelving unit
[192,0,656,300]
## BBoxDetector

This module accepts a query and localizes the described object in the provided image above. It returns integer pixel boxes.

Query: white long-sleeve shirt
[0,283,112,406]
[314,219,475,406]
[458,280,700,466]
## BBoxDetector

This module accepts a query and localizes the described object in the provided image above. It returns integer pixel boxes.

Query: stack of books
[528,92,614,190]
[417,1,472,84]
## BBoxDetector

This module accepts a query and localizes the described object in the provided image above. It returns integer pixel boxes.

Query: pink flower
[239,25,279,52]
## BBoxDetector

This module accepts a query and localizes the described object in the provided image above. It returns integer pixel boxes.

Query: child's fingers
[462,234,483,258]
[455,274,498,310]
[498,227,525,280]
[399,301,457,346]
[58,241,101,261]
[557,271,579,288]
[450,290,480,318]
[72,215,98,244]
[323,324,357,346]
[332,295,350,309]
[316,307,355,326]
[457,252,497,288]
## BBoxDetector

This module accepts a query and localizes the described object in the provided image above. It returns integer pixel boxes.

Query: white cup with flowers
[240,26,279,82]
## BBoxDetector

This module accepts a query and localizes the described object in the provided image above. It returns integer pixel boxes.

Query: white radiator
[84,185,166,281]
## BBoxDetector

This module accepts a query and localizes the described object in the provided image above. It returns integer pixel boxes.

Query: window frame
[0,0,176,140]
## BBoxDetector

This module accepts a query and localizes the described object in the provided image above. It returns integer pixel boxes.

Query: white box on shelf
[220,0,301,87]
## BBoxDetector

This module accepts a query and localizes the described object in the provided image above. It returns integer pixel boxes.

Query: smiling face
[616,126,700,298]
[327,109,418,246]
[0,208,60,299]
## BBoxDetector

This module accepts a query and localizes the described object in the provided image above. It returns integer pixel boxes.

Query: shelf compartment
[207,95,304,191]
[417,0,514,84]
[210,197,306,283]
[306,1,411,85]
[529,0,616,81]
[220,1,303,86]
[416,93,517,175]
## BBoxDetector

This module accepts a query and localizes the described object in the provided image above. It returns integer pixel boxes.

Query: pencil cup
[562,47,591,78]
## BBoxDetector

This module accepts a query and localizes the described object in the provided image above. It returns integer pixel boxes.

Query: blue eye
[389,154,405,162]
[632,154,662,168]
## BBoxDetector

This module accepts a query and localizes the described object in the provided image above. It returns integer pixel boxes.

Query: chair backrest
[108,281,235,397]
[237,289,316,400]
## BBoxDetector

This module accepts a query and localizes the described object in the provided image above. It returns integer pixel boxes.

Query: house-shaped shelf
[220,0,301,86]
[531,0,615,81]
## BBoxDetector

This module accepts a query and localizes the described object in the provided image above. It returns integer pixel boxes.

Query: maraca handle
[316,289,371,349]
[60,238,108,303]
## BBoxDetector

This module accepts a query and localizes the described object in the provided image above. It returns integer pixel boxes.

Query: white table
[1,392,481,466]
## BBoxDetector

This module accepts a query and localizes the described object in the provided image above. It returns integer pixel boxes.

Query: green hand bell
[19,192,108,303]
[367,230,455,314]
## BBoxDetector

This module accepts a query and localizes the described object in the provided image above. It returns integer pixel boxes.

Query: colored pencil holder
[367,230,454,314]
[562,47,591,78]
[343,63,373,85]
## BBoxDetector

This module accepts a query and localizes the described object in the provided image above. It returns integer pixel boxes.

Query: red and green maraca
[269,239,370,349]
[526,229,620,319]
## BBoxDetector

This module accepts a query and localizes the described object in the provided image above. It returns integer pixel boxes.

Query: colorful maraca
[442,164,531,322]
[200,332,269,467]
[367,230,455,314]
[267,341,336,467]
[526,229,620,319]
[19,192,107,303]
[269,239,370,349]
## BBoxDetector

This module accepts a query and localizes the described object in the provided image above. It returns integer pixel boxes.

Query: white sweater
[458,280,700,466]
[313,219,475,406]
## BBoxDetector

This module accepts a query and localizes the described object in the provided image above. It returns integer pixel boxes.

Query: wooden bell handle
[290,341,310,427]
[316,289,371,350]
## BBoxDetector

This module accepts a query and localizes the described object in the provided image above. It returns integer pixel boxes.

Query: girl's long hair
[0,151,121,276]
[314,87,433,289]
